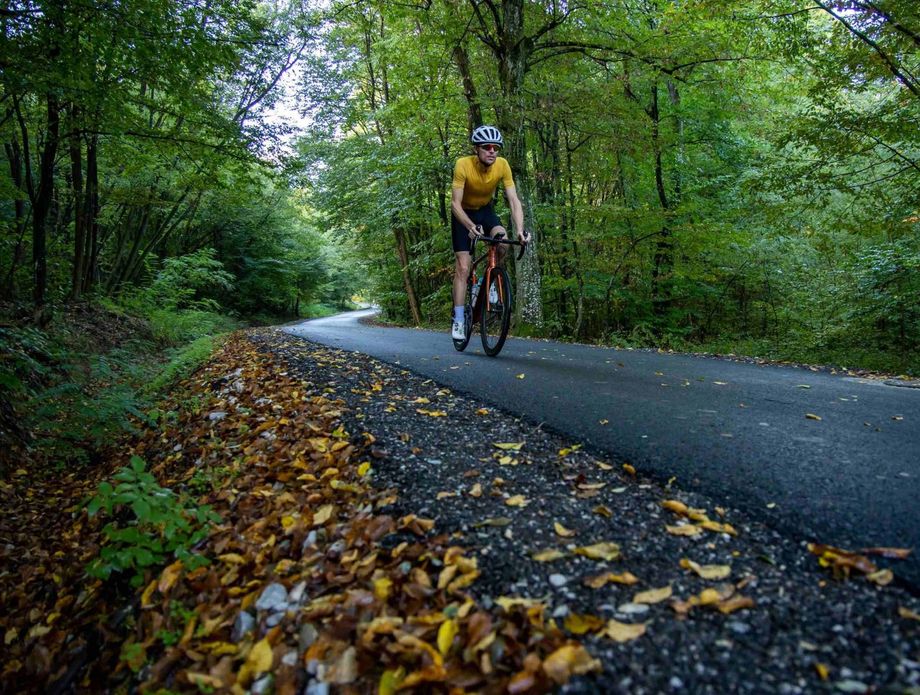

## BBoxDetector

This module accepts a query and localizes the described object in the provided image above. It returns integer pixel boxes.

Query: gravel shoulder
[261,329,920,694]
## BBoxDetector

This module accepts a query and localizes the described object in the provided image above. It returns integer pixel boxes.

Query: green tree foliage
[294,0,918,371]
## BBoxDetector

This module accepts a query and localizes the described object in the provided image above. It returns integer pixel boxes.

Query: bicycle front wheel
[480,267,513,357]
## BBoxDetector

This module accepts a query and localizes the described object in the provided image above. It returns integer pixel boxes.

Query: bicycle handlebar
[472,233,529,261]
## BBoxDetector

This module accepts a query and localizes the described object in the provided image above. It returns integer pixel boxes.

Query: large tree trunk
[69,106,86,300]
[649,80,673,317]
[2,140,28,299]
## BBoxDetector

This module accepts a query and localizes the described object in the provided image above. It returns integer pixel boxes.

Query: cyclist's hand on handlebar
[520,230,532,244]
[468,224,484,240]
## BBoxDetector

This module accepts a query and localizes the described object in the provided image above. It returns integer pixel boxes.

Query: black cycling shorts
[451,204,504,253]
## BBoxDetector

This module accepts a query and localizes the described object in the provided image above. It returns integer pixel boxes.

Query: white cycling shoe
[451,320,466,340]
[489,284,499,304]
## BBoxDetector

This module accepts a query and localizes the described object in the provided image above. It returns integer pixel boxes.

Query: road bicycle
[453,232,527,357]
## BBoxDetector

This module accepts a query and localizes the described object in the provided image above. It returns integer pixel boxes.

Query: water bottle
[470,276,483,306]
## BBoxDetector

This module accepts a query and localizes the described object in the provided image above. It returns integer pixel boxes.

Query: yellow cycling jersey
[451,155,515,209]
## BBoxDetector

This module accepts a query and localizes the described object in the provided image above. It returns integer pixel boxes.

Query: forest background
[1,0,918,470]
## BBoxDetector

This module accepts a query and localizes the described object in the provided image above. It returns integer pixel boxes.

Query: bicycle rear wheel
[452,282,474,352]
[480,267,512,356]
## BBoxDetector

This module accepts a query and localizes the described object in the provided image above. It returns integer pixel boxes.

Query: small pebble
[617,603,650,616]
[549,574,567,587]
[255,583,289,613]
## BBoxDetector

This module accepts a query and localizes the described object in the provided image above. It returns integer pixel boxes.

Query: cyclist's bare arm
[504,186,528,241]
[451,188,482,238]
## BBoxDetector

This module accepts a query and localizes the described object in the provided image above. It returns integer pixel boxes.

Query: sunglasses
[478,144,501,152]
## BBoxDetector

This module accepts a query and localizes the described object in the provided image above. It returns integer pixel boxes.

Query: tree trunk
[3,140,29,299]
[394,228,421,325]
[33,94,61,325]
[650,80,673,317]
[69,106,86,300]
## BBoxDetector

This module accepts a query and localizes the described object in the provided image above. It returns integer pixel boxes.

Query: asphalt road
[284,310,920,587]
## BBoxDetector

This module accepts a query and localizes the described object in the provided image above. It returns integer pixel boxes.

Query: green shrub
[86,456,220,586]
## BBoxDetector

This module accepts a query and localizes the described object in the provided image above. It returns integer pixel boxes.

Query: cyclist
[450,125,531,341]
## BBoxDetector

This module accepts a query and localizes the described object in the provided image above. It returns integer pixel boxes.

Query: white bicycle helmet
[471,125,503,147]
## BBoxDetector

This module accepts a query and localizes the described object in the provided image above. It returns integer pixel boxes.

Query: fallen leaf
[532,549,567,562]
[716,595,754,614]
[666,524,703,537]
[603,619,647,642]
[867,569,894,586]
[357,461,371,476]
[595,461,613,470]
[437,619,459,656]
[494,442,524,451]
[574,542,621,561]
[516,374,526,379]
[564,613,605,634]
[599,419,609,425]
[436,491,457,500]
[312,504,334,526]
[697,520,738,536]
[496,596,544,611]
[157,560,183,594]
[680,558,731,580]
[898,606,920,621]
[592,505,612,518]
[476,408,490,415]
[860,547,912,560]
[468,483,483,498]
[633,585,672,604]
[805,413,822,421]
[554,522,576,538]
[474,517,512,527]
[542,644,601,684]
[506,495,529,507]
[623,463,636,476]
[815,663,829,680]
[584,572,639,588]
[378,667,406,695]
[240,638,273,682]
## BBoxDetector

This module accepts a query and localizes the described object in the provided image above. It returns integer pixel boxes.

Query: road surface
[284,310,920,586]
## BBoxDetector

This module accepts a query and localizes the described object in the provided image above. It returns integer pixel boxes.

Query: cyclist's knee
[455,256,471,275]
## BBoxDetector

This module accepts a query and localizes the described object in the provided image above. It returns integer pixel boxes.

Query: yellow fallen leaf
[187,673,224,689]
[436,491,457,500]
[564,613,605,634]
[141,579,158,608]
[242,638,273,681]
[412,397,431,404]
[476,408,489,415]
[592,505,612,518]
[516,373,526,379]
[497,455,514,465]
[469,483,482,498]
[417,409,447,417]
[373,576,393,600]
[532,549,567,562]
[623,463,636,476]
[506,495,529,507]
[805,413,822,421]
[716,595,754,614]
[603,619,647,642]
[584,571,639,589]
[666,524,703,537]
[697,519,738,536]
[554,522,577,538]
[898,606,920,621]
[680,558,731,580]
[633,585,672,604]
[4,628,18,646]
[574,542,621,561]
[596,461,613,470]
[867,568,894,586]
[494,442,524,451]
[815,663,830,681]
[662,500,688,515]
[157,560,183,594]
[358,461,371,476]
[542,644,601,684]
[437,619,458,656]
[379,667,406,695]
[599,419,609,425]
[312,504,334,525]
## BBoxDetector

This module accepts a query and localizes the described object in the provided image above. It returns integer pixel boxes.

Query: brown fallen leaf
[468,483,483,498]
[623,463,636,476]
[592,505,613,518]
[898,606,920,621]
[860,547,912,560]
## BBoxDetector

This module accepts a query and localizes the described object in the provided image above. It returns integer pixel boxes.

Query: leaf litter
[1,328,918,693]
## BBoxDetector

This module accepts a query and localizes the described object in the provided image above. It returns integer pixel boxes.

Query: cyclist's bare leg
[453,251,471,306]
[489,225,509,264]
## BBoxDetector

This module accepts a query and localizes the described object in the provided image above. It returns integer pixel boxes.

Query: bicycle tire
[452,282,474,352]
[480,267,512,356]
